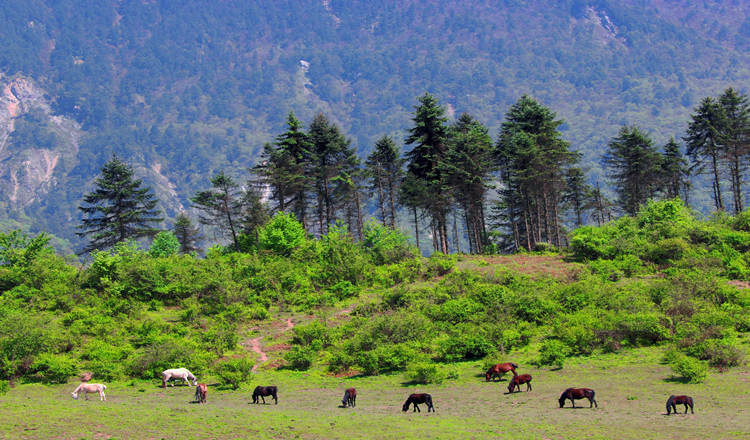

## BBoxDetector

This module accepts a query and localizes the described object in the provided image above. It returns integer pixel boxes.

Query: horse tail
[426,394,433,409]
[511,363,519,369]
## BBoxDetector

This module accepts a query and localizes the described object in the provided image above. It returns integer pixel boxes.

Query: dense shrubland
[1,200,749,388]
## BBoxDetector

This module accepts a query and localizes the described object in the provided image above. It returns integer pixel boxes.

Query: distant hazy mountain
[1,0,748,251]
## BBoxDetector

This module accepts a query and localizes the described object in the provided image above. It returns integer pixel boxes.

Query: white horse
[71,383,107,401]
[162,368,198,388]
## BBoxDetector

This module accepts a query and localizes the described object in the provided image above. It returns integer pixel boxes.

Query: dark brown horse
[666,395,694,415]
[252,385,278,404]
[342,388,357,408]
[485,363,519,381]
[194,383,208,403]
[507,374,532,393]
[402,393,434,412]
[559,388,597,408]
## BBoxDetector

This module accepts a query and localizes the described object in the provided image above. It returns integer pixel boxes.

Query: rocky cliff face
[0,75,81,211]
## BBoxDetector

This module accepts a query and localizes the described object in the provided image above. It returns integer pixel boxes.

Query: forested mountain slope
[1,0,749,251]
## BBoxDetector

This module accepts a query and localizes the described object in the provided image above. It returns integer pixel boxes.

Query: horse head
[559,389,570,407]
[71,392,79,400]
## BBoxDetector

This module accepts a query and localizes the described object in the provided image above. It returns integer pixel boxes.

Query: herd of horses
[68,363,695,415]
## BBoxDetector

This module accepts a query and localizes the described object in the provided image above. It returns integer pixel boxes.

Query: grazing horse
[507,374,532,393]
[162,368,198,388]
[666,395,694,415]
[71,383,107,401]
[559,388,598,408]
[342,388,357,408]
[194,383,208,403]
[485,363,519,382]
[252,386,278,404]
[402,393,434,413]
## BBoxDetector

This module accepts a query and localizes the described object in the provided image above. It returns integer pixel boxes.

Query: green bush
[215,356,254,389]
[362,220,416,265]
[258,212,306,256]
[283,346,316,370]
[0,380,9,395]
[405,362,445,384]
[424,253,456,277]
[538,339,569,369]
[29,354,78,384]
[670,354,708,383]
[149,231,180,258]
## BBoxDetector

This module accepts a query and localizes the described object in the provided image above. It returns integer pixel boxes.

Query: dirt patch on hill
[466,255,582,280]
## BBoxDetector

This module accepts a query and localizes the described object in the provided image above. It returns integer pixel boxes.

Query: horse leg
[527,382,532,392]
[100,390,106,402]
[570,398,575,408]
[683,403,689,414]
[414,404,420,412]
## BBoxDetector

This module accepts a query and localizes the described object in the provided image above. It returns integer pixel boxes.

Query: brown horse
[559,388,597,408]
[507,374,532,393]
[666,395,694,415]
[342,388,356,408]
[194,383,208,403]
[485,363,519,382]
[252,385,278,404]
[402,393,434,412]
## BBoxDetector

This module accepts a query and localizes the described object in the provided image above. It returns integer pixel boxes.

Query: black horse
[252,385,278,404]
[402,393,434,412]
[666,395,694,415]
[342,388,357,408]
[559,388,598,408]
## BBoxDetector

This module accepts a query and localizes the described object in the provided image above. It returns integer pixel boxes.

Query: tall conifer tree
[365,136,404,228]
[77,154,162,253]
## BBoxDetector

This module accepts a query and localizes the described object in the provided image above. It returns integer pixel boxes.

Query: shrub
[424,253,456,277]
[538,339,569,369]
[405,362,445,384]
[362,220,416,265]
[670,354,708,383]
[29,354,78,384]
[283,346,316,370]
[0,380,9,395]
[149,231,180,258]
[215,356,254,389]
[258,212,306,256]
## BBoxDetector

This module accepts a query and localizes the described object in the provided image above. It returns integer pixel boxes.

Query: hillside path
[246,317,295,373]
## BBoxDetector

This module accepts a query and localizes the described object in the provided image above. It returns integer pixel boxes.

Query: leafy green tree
[364,135,404,229]
[172,213,204,254]
[191,171,243,250]
[77,154,163,253]
[258,212,306,256]
[404,93,451,254]
[603,126,663,216]
[0,230,52,267]
[149,231,180,258]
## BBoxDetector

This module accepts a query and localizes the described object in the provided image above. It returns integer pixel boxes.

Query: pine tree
[561,167,592,227]
[661,137,691,202]
[253,112,313,229]
[603,125,663,216]
[77,154,163,254]
[365,135,405,228]
[190,170,243,249]
[308,113,355,235]
[444,113,494,254]
[495,95,577,250]
[404,93,451,254]
[717,87,750,213]
[173,213,204,254]
[684,97,725,211]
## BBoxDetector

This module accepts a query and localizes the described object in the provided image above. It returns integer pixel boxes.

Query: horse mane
[559,388,572,402]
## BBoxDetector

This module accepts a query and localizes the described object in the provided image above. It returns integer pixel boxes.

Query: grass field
[2,346,749,440]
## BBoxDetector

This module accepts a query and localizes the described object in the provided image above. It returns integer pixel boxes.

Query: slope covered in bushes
[0,200,748,389]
